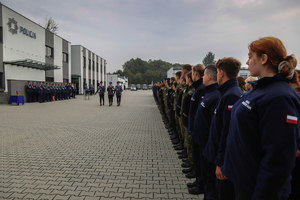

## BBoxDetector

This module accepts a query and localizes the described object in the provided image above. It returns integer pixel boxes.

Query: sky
[1,0,300,73]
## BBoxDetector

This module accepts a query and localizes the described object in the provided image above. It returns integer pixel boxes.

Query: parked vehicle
[136,84,141,90]
[142,84,147,90]
[148,84,153,89]
[130,84,137,91]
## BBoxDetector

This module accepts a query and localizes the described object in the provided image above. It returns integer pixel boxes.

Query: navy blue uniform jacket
[203,78,242,165]
[193,83,220,148]
[222,75,300,199]
[188,78,205,133]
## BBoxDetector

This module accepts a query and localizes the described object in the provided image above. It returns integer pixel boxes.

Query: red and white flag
[286,115,298,124]
[227,105,233,110]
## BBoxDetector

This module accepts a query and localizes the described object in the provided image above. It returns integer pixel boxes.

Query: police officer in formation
[152,36,300,200]
[115,81,123,106]
[25,82,76,103]
[95,81,105,106]
[107,82,115,106]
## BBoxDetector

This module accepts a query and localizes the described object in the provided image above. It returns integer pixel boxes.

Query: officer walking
[115,81,123,106]
[107,82,114,106]
[95,81,106,106]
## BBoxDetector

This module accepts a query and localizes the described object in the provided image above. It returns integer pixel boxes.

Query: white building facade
[0,3,71,96]
[167,66,181,78]
[71,45,106,94]
[107,74,128,88]
[238,67,251,79]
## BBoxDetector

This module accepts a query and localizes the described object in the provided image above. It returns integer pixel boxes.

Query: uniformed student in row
[95,81,105,106]
[189,65,220,196]
[180,71,195,177]
[203,57,242,200]
[115,81,123,106]
[186,64,206,188]
[223,37,300,200]
[107,82,115,106]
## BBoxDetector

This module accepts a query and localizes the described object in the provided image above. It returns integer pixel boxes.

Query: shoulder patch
[287,115,298,124]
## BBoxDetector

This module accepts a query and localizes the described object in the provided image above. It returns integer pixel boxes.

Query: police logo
[7,18,18,34]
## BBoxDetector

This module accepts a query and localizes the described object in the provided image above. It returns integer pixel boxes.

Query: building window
[45,46,54,58]
[97,63,99,72]
[92,61,95,71]
[63,52,68,63]
[88,59,91,70]
[83,56,86,68]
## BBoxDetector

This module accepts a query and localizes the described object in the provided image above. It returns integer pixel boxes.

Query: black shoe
[174,145,184,151]
[178,154,188,159]
[182,158,189,162]
[172,138,180,145]
[100,104,102,106]
[170,135,178,140]
[181,162,191,168]
[185,170,196,179]
[188,186,204,195]
[187,180,197,188]
[182,167,193,174]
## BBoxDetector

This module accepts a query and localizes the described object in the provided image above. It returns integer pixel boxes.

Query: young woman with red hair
[222,37,300,200]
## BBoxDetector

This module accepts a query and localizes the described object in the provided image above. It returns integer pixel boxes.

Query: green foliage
[113,58,182,84]
[202,51,216,66]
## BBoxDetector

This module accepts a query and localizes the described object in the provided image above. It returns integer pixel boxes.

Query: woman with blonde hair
[244,76,258,91]
[222,37,300,200]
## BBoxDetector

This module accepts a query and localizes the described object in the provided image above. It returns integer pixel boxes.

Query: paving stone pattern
[0,90,203,199]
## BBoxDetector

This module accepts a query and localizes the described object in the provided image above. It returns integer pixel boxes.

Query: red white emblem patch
[227,105,233,110]
[286,115,298,124]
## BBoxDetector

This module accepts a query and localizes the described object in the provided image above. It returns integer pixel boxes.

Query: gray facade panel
[45,30,54,78]
[62,40,69,80]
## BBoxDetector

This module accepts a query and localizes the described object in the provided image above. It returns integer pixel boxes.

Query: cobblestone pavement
[0,90,203,200]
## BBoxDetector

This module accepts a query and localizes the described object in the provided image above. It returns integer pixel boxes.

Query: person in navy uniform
[95,81,106,106]
[115,81,123,106]
[25,81,33,102]
[222,37,300,200]
[203,57,242,200]
[107,82,115,106]
[188,65,221,197]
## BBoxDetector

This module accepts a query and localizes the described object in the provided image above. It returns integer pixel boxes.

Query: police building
[0,3,107,101]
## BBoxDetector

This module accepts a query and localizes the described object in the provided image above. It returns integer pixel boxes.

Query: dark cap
[109,82,112,84]
[100,81,103,83]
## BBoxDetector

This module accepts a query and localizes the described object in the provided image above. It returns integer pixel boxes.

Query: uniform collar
[251,74,288,89]
[218,78,238,95]
[192,78,203,88]
[205,83,219,91]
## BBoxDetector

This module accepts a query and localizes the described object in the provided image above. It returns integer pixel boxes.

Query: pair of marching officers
[96,81,123,106]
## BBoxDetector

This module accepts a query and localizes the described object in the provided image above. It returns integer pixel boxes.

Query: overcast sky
[2,0,300,73]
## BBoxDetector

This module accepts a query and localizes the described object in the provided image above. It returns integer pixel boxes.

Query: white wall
[2,6,46,91]
[54,35,63,82]
[2,6,45,62]
[5,64,45,91]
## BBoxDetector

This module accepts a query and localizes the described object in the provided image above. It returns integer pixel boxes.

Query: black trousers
[289,158,300,200]
[108,95,113,105]
[192,142,203,187]
[116,95,121,105]
[201,156,217,200]
[217,179,235,200]
[99,94,104,105]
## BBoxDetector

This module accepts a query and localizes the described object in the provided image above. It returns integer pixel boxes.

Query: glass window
[63,52,68,63]
[45,46,54,58]
[83,56,86,68]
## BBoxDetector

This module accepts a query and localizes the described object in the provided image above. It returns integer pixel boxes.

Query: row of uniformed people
[153,36,300,200]
[25,82,77,103]
[94,81,123,106]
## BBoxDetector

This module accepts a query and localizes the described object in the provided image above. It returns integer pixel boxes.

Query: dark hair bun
[278,55,297,80]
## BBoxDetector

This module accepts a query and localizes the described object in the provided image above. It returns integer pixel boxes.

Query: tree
[44,17,58,33]
[202,51,216,66]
